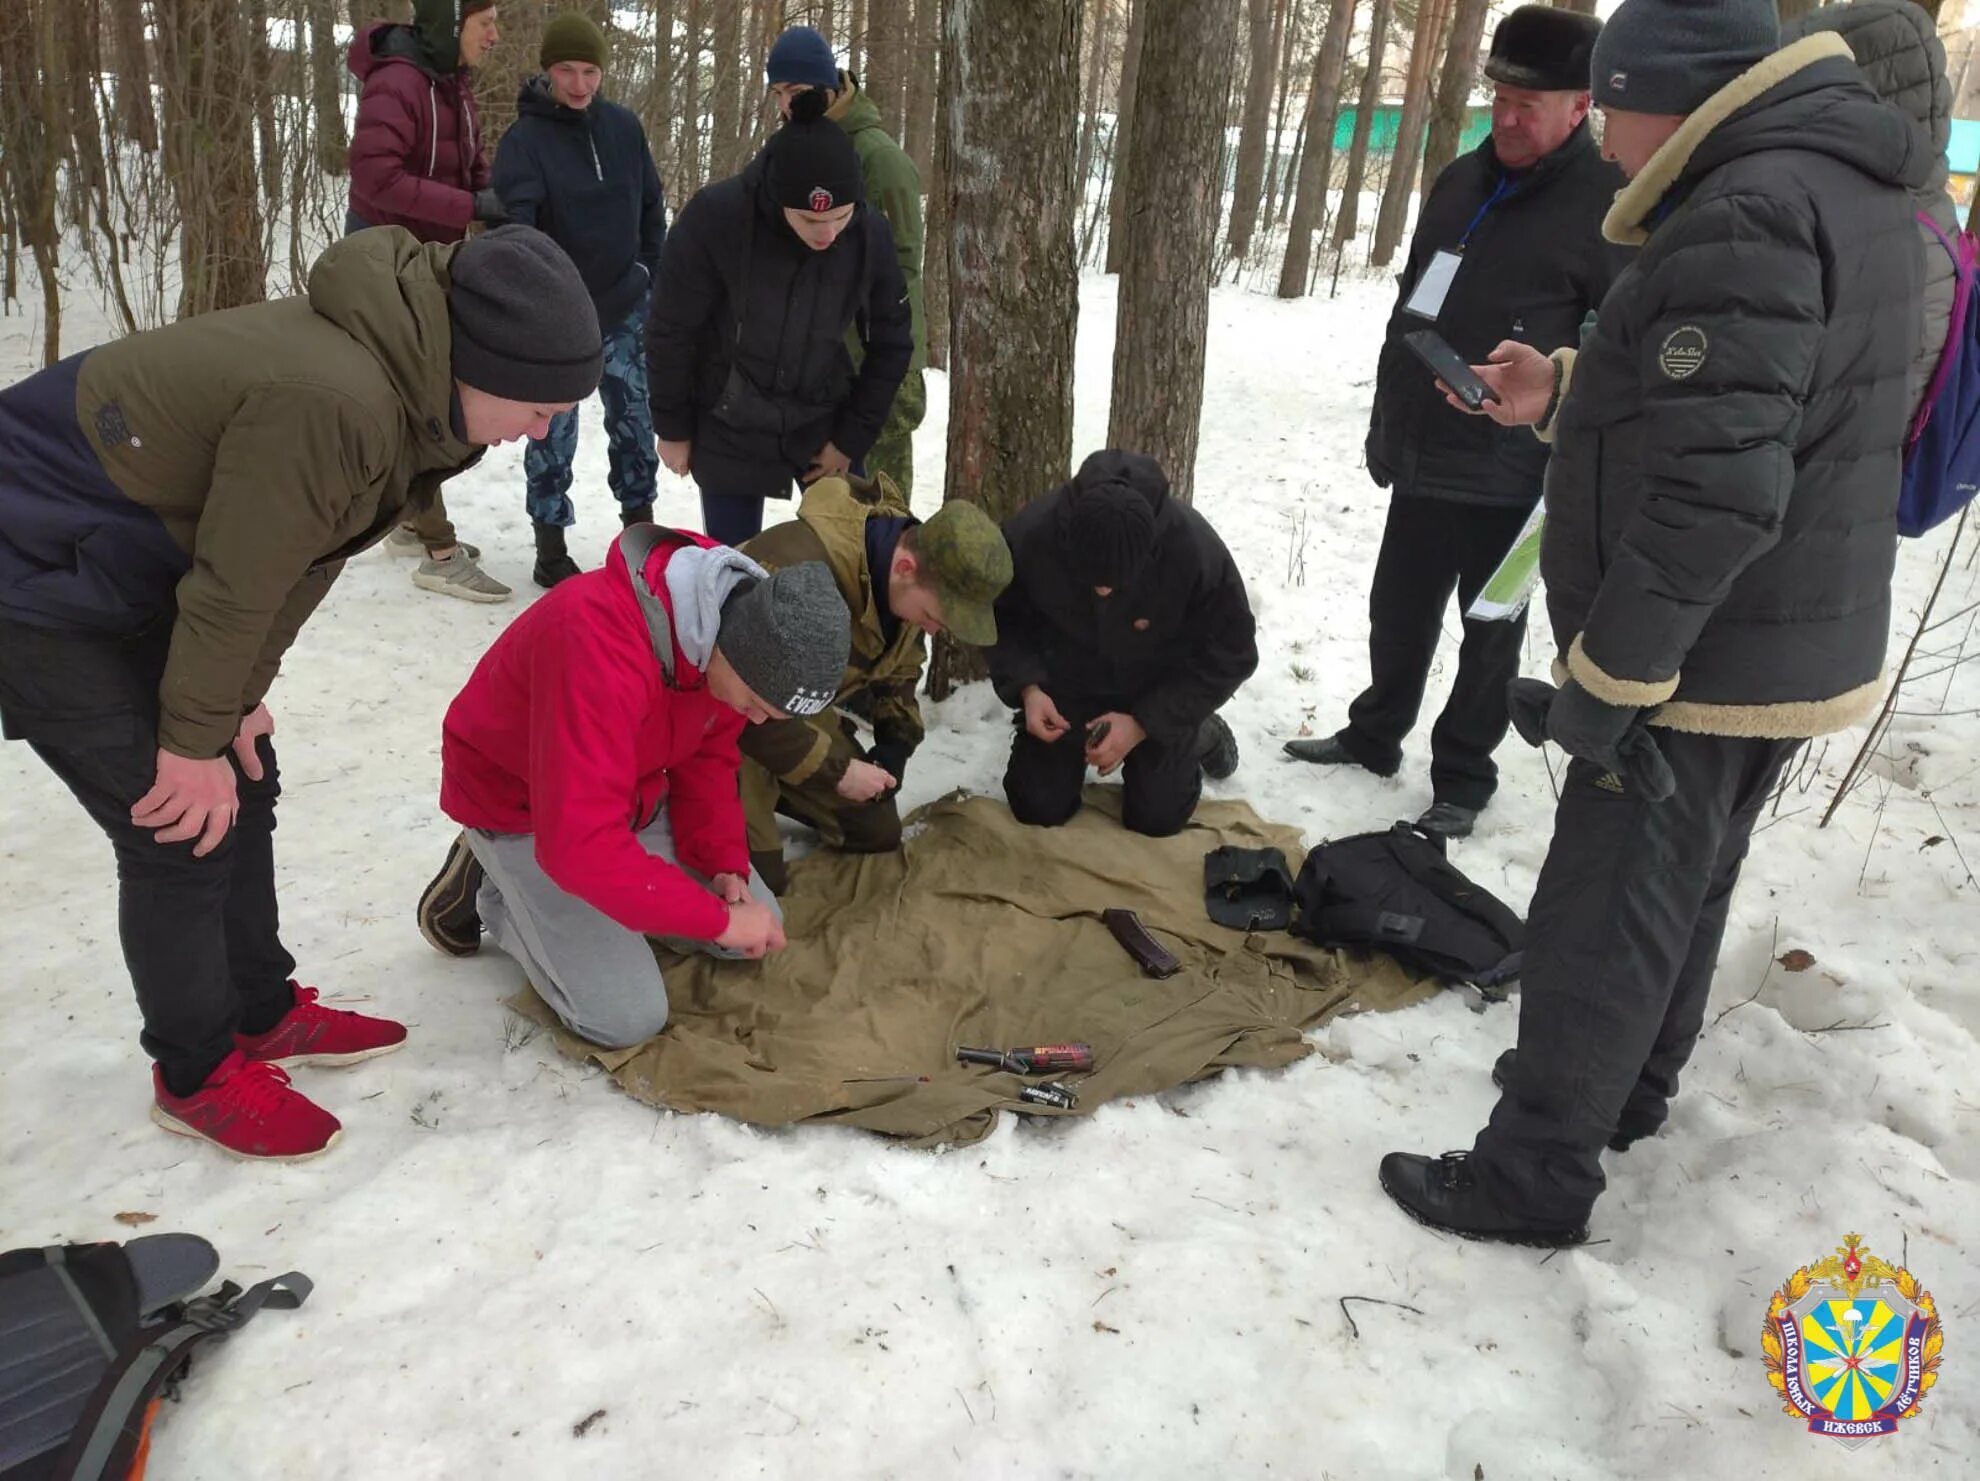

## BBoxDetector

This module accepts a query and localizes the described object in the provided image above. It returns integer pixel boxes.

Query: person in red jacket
[418,528,850,1046]
[348,0,513,603]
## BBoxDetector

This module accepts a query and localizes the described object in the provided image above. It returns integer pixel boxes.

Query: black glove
[867,739,912,792]
[472,188,508,225]
[1504,677,1676,802]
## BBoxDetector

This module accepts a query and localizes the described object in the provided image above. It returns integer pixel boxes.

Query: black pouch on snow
[1202,845,1296,931]
[1288,822,1525,991]
[0,1236,311,1481]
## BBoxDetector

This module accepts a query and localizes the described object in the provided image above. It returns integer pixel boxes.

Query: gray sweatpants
[465,813,782,1048]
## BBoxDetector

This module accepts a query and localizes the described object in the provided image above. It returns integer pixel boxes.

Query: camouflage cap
[913,500,1012,648]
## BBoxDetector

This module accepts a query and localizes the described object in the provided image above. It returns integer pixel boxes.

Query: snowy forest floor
[2,270,1976,1480]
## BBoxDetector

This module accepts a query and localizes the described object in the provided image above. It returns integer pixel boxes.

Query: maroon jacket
[346,22,489,243]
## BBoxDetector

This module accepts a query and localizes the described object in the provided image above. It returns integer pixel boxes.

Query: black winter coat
[644,153,912,501]
[491,79,666,329]
[1543,35,1934,739]
[1367,124,1627,508]
[987,452,1259,748]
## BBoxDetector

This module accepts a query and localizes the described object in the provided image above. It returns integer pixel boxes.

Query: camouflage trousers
[862,370,927,499]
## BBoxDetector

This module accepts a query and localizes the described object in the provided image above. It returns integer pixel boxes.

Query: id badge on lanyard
[1403,174,1509,323]
[1403,250,1462,321]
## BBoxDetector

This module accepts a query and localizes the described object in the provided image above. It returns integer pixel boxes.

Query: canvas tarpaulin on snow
[514,789,1439,1145]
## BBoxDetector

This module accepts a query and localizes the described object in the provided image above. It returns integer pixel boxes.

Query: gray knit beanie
[716,561,849,716]
[448,225,603,403]
[1591,0,1780,114]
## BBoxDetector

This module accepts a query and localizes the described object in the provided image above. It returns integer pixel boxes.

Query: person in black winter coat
[492,13,666,587]
[1286,6,1628,840]
[1378,0,1931,1248]
[986,452,1257,838]
[645,91,912,546]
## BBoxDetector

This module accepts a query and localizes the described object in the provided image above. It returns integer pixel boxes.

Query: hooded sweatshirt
[440,535,756,942]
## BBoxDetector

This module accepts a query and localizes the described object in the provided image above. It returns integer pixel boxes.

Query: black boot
[1415,801,1478,840]
[532,522,581,588]
[1197,713,1240,780]
[620,503,655,529]
[1282,732,1395,775]
[1378,1151,1589,1248]
[1491,1050,1655,1152]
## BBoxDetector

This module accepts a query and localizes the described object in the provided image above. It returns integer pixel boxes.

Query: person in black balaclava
[985,451,1259,838]
[644,89,914,546]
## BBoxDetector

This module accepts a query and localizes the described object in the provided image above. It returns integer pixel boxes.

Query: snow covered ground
[2,269,1975,1480]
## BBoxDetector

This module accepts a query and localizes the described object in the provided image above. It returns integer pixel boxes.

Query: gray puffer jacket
[1783,0,1958,416]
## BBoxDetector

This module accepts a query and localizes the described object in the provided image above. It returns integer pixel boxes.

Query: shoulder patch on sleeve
[1657,324,1708,380]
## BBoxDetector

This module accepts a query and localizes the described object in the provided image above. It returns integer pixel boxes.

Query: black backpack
[1289,823,1525,990]
[0,1237,310,1481]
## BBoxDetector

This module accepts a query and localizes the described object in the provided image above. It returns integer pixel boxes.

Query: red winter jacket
[439,536,750,943]
[347,22,489,243]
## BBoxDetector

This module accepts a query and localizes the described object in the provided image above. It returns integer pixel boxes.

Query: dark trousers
[0,620,296,1096]
[1339,494,1534,810]
[1003,695,1202,838]
[697,488,769,546]
[1471,731,1803,1222]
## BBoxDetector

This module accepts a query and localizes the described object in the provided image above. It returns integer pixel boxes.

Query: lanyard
[1458,174,1512,251]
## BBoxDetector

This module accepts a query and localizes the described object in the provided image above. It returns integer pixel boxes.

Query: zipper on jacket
[428,81,438,177]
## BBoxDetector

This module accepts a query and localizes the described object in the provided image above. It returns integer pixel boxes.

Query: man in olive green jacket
[766,25,926,493]
[738,475,1008,892]
[0,224,600,1160]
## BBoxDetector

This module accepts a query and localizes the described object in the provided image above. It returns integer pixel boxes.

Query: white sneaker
[385,527,480,560]
[412,551,511,603]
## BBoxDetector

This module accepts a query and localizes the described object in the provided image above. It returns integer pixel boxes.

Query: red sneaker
[235,983,408,1068]
[151,1052,342,1161]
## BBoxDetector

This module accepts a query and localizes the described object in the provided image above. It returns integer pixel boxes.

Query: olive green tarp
[515,789,1438,1145]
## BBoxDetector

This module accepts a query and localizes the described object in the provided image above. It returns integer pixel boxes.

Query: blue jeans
[524,305,658,528]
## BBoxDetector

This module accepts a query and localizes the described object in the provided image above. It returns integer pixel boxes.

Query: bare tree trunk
[1276,0,1356,297]
[850,0,867,74]
[679,0,705,192]
[0,0,65,361]
[646,0,678,197]
[867,0,910,134]
[1108,0,1239,502]
[1332,0,1390,247]
[1075,0,1112,201]
[905,0,941,173]
[924,0,951,370]
[1369,0,1448,268]
[710,0,745,177]
[1420,0,1489,191]
[1103,0,1145,273]
[109,0,159,152]
[1224,0,1277,263]
[246,0,283,208]
[1263,0,1301,230]
[931,0,1081,697]
[307,0,350,175]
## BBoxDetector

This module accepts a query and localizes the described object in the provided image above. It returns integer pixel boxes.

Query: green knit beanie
[539,12,608,70]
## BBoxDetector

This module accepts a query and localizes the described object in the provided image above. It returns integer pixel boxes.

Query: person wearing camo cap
[738,475,1011,893]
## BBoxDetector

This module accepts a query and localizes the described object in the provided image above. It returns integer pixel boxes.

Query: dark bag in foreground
[1289,822,1525,990]
[0,1236,311,1481]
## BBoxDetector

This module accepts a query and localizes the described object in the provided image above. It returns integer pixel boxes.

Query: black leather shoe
[1283,734,1395,774]
[1197,714,1240,780]
[1378,1151,1589,1248]
[1416,801,1478,839]
[1490,1050,1654,1153]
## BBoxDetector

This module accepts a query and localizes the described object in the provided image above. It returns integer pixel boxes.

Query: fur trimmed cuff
[1567,633,1680,707]
[1532,348,1575,445]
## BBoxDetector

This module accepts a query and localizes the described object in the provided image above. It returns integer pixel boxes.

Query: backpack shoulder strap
[618,525,697,688]
[54,1273,313,1481]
